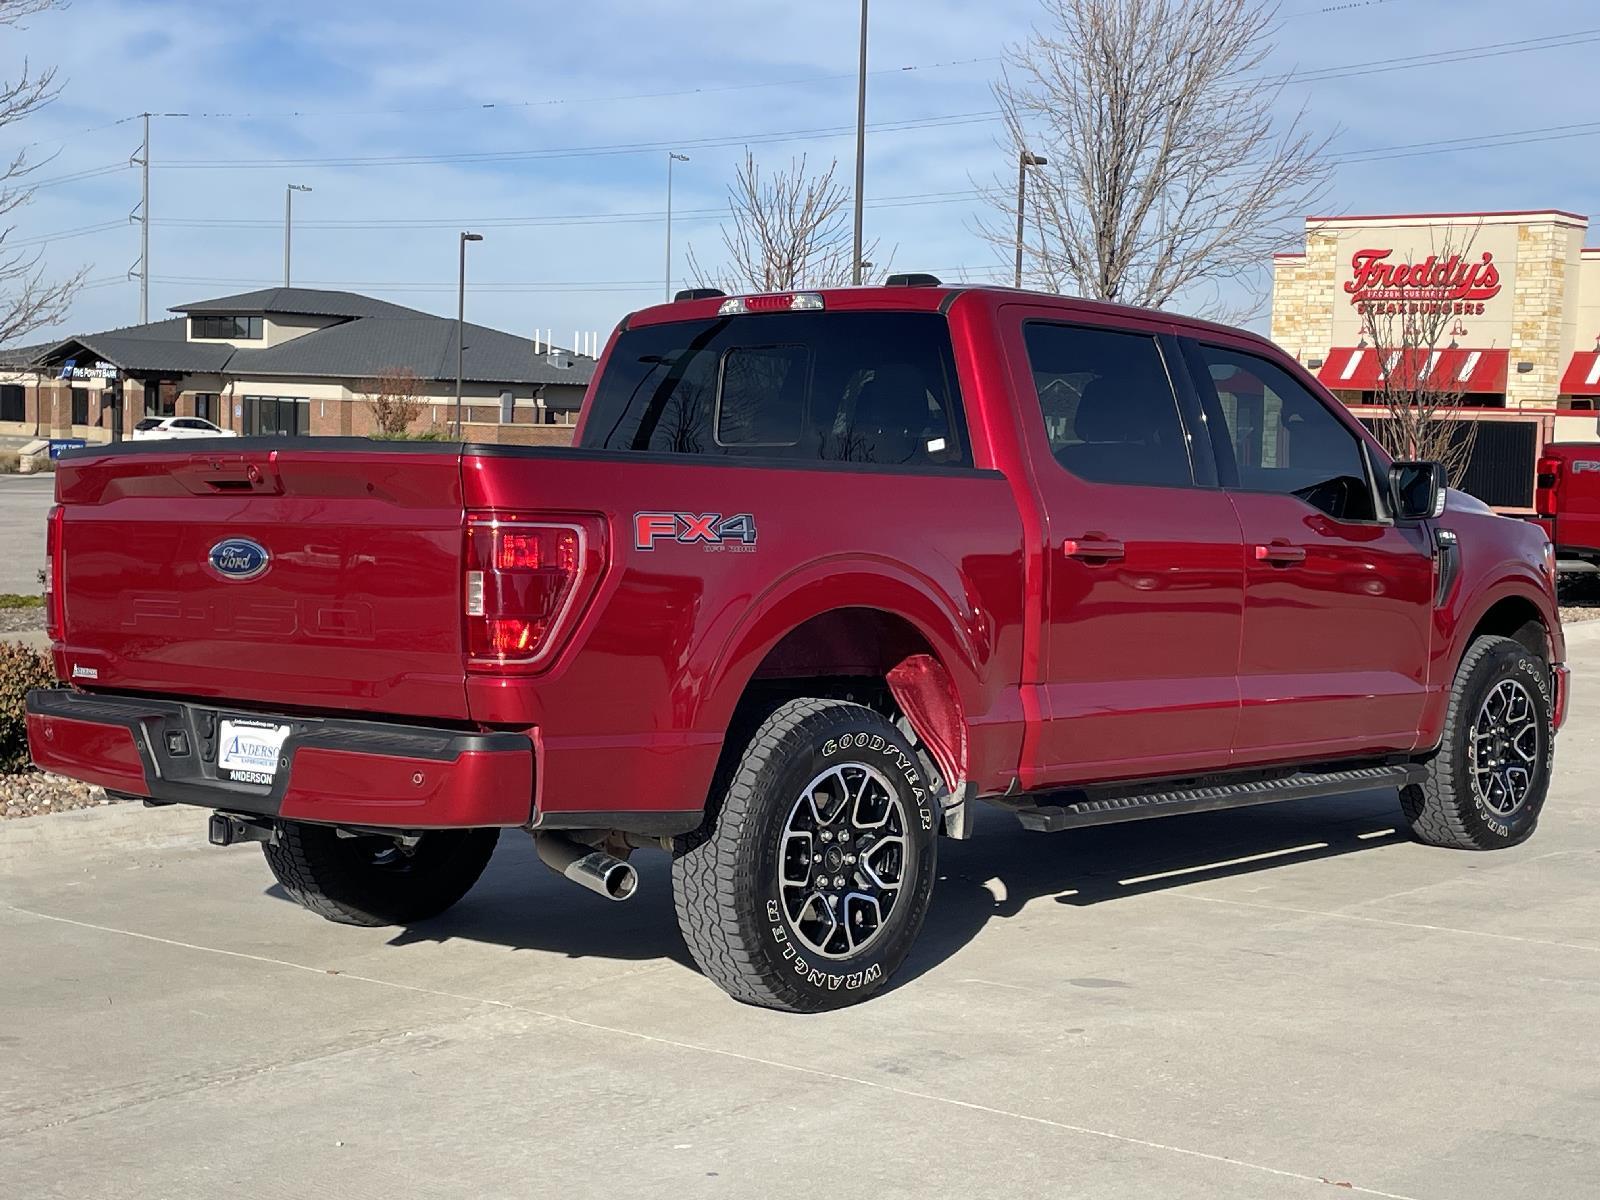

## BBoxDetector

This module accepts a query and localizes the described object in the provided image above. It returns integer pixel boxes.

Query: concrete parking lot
[0,474,52,595]
[3,635,1598,1199]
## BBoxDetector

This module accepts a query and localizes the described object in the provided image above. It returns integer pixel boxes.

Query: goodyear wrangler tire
[672,698,939,1012]
[263,823,499,926]
[1400,635,1554,851]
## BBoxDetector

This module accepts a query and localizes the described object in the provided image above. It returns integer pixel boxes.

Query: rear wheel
[263,822,499,926]
[1401,635,1554,850]
[672,699,939,1012]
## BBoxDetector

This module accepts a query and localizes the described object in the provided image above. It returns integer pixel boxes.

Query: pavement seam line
[1349,847,1597,910]
[1,901,1423,1200]
[1176,893,1600,950]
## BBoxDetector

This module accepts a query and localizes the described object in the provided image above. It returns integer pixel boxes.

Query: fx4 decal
[634,511,758,551]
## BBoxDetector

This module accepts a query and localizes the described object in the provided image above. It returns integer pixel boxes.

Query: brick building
[1272,210,1600,509]
[1272,209,1600,412]
[0,288,594,446]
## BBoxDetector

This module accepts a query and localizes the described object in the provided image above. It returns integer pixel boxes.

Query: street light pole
[666,151,689,301]
[851,0,869,285]
[284,184,312,287]
[1014,151,1046,289]
[455,231,483,439]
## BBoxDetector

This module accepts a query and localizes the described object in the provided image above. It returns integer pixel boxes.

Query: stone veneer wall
[1508,222,1567,408]
[1269,229,1339,366]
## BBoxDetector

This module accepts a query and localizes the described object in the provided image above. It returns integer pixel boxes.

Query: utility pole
[131,112,150,324]
[850,0,868,285]
[665,151,689,301]
[284,184,312,287]
[1015,150,1047,289]
[455,231,483,439]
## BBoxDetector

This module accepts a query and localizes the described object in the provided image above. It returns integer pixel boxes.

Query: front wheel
[672,699,940,1012]
[1401,635,1554,850]
[263,822,499,926]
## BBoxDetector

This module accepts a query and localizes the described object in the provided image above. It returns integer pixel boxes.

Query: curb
[0,802,202,867]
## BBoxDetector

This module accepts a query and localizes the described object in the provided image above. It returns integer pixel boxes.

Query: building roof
[1304,209,1589,227]
[1,289,594,388]
[172,288,430,319]
[228,316,595,386]
[0,340,52,368]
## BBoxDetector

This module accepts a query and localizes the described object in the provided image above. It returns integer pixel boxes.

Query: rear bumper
[25,689,534,828]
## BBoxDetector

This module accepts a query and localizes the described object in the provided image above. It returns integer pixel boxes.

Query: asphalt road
[0,474,52,595]
[3,632,1599,1199]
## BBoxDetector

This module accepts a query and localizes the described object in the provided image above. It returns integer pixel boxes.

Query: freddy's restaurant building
[1272,210,1600,508]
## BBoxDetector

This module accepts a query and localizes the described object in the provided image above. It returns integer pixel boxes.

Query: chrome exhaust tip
[533,833,638,902]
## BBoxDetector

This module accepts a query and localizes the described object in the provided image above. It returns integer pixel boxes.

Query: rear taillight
[463,513,604,672]
[44,504,63,640]
[1535,455,1561,517]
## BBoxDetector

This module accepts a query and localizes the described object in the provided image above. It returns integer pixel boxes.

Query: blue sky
[2,0,1597,346]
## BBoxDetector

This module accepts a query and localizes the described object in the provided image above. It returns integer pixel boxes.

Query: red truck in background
[27,282,1568,1012]
[1533,443,1600,569]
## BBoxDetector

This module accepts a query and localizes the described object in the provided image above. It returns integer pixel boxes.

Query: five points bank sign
[1343,249,1502,316]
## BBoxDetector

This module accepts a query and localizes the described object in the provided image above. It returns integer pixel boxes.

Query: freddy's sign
[1344,249,1501,316]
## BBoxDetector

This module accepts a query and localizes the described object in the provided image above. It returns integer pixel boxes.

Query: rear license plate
[217,719,292,785]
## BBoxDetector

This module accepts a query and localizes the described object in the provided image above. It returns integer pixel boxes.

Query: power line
[29,161,131,190]
[1280,0,1407,18]
[24,108,1600,251]
[23,107,1600,252]
[147,57,1003,124]
[153,111,999,170]
[1275,28,1600,85]
[155,189,984,230]
[28,106,1600,251]
[1334,121,1600,165]
[8,190,986,246]
[145,263,1002,296]
[7,219,129,247]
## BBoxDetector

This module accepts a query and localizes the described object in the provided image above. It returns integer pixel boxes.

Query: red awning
[1559,350,1600,397]
[1316,347,1508,394]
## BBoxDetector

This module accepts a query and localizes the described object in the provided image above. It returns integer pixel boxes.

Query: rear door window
[581,311,970,467]
[1022,321,1197,488]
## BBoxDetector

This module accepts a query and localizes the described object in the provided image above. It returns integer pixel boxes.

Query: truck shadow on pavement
[260,789,1411,985]
[897,788,1409,989]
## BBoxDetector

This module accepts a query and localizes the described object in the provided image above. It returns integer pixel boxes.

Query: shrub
[0,641,55,773]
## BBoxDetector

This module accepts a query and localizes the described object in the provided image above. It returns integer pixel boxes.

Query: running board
[1002,763,1427,834]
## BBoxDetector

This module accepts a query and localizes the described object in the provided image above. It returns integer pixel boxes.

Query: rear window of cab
[580,311,972,468]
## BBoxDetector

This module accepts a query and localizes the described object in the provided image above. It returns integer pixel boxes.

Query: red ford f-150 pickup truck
[1532,442,1600,570]
[27,282,1568,1012]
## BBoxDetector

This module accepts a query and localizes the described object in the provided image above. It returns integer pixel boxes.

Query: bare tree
[1358,230,1484,486]
[689,152,880,292]
[358,367,426,438]
[0,0,85,347]
[981,0,1330,319]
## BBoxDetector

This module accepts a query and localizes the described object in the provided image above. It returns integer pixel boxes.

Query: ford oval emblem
[208,537,270,581]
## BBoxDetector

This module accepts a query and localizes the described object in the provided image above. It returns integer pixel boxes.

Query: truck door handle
[1064,534,1125,562]
[1254,540,1307,566]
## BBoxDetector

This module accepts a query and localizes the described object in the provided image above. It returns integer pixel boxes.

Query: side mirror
[1389,460,1446,520]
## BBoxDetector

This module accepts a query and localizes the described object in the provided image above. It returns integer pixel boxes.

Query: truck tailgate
[53,443,470,721]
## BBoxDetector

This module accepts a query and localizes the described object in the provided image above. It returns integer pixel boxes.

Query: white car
[129,417,236,440]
